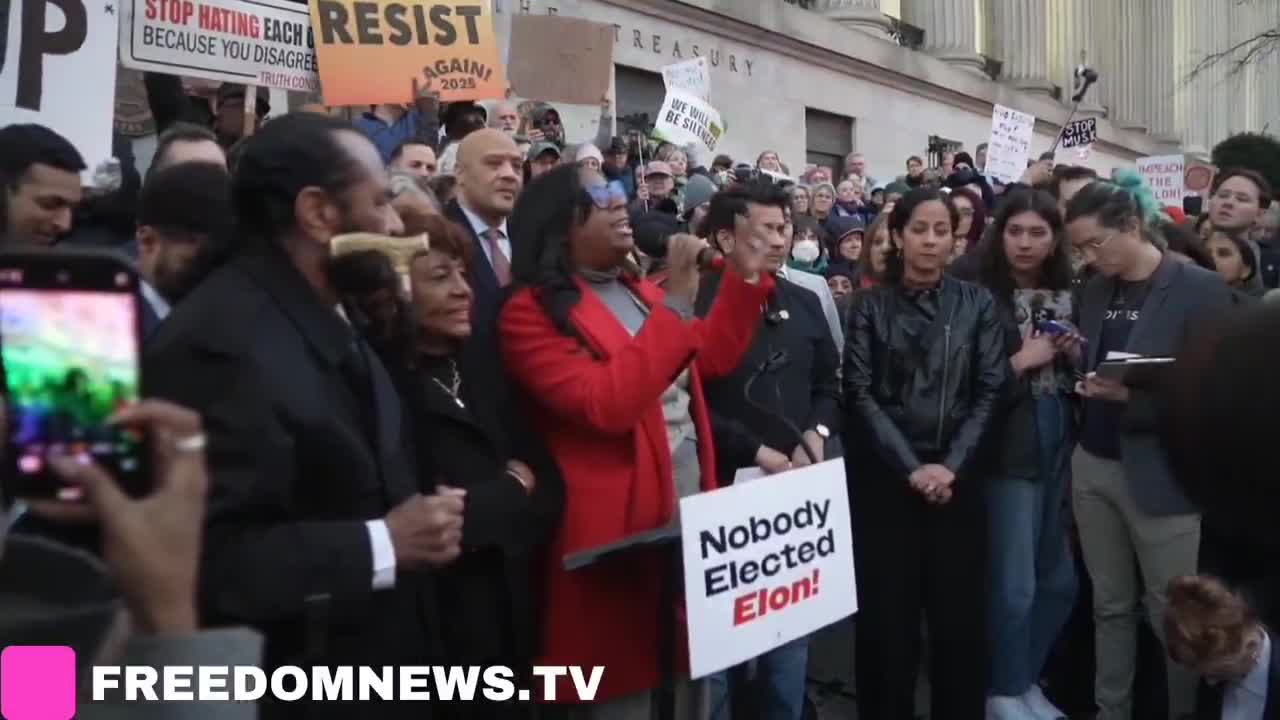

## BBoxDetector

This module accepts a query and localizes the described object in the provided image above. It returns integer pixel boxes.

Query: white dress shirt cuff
[366,519,397,590]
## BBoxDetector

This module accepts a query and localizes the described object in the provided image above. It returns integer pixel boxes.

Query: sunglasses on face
[585,180,628,209]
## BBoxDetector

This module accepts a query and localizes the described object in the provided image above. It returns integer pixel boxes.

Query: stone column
[1109,0,1148,132]
[1145,0,1178,142]
[992,0,1053,96]
[903,0,987,76]
[817,0,895,39]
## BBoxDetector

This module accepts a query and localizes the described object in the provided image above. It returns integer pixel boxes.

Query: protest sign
[308,0,505,105]
[0,0,119,176]
[654,90,724,159]
[985,104,1036,184]
[1059,117,1097,149]
[662,57,710,102]
[1184,162,1217,197]
[119,0,318,93]
[680,459,857,678]
[1137,154,1185,207]
[507,15,612,106]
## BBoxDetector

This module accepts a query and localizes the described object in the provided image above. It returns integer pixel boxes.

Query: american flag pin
[779,310,790,320]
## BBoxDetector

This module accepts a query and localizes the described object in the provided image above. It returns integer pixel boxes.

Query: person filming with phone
[3,400,262,719]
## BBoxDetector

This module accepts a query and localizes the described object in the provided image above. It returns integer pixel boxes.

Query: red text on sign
[733,570,820,626]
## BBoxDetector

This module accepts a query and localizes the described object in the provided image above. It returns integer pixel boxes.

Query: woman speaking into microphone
[499,164,772,717]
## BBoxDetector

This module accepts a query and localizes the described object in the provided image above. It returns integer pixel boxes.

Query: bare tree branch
[1186,27,1280,82]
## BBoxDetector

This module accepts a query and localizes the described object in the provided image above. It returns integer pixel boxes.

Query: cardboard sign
[308,0,505,105]
[507,14,612,106]
[680,459,857,678]
[1137,154,1185,208]
[119,0,318,93]
[0,0,119,177]
[662,56,710,102]
[654,90,723,159]
[985,104,1036,184]
[1059,117,1097,149]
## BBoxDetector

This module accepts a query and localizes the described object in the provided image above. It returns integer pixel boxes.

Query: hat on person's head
[953,151,976,169]
[217,83,270,117]
[527,142,561,163]
[824,262,856,284]
[826,214,866,241]
[576,143,604,166]
[682,174,718,216]
[606,136,628,155]
[645,161,673,178]
[441,101,486,126]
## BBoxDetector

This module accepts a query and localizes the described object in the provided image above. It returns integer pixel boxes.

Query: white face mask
[792,238,821,264]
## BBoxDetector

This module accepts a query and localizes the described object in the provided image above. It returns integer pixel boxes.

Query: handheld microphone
[1072,65,1098,103]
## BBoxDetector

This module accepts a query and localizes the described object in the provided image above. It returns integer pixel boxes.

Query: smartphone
[0,250,147,502]
[1036,319,1073,336]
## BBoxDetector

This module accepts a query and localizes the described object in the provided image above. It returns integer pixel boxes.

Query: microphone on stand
[742,348,820,466]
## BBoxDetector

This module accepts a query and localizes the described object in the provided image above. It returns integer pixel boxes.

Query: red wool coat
[499,268,772,703]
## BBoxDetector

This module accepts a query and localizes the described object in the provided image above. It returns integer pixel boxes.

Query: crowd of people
[2,70,1280,720]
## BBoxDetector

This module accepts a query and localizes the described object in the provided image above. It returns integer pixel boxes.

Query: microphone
[1072,65,1098,102]
[631,211,724,270]
[742,348,820,467]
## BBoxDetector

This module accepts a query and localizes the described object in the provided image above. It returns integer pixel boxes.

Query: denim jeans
[987,393,1078,696]
[708,636,809,720]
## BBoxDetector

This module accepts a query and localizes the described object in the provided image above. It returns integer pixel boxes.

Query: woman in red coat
[500,165,772,717]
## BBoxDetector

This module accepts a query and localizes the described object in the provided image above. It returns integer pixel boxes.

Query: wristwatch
[813,424,831,440]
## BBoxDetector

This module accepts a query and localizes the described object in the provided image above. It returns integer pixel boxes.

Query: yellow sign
[308,0,506,105]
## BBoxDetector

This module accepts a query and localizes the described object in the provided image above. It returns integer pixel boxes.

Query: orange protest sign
[307,0,506,105]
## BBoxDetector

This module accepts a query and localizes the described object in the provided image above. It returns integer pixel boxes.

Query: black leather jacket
[844,277,1009,480]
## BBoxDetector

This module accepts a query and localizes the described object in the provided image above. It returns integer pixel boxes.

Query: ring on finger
[174,433,207,452]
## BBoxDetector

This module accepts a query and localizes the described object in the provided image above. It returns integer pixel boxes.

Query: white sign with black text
[119,0,318,93]
[654,90,723,159]
[985,104,1036,184]
[680,459,857,679]
[0,0,119,175]
[662,56,710,102]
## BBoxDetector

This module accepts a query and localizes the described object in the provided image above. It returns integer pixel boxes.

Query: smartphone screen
[0,252,146,501]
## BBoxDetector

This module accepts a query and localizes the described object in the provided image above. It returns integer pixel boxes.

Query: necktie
[485,227,511,287]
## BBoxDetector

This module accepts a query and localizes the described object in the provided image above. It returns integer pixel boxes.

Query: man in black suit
[695,181,841,720]
[134,161,232,340]
[443,128,523,340]
[144,113,465,719]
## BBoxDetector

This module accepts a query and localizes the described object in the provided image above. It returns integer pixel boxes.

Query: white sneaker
[986,695,1034,720]
[1021,685,1067,720]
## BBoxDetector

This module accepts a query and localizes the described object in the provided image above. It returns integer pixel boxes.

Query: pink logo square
[1,646,76,720]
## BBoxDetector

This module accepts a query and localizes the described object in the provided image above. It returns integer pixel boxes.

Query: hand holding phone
[0,249,148,503]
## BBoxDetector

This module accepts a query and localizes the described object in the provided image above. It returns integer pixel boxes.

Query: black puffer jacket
[843,276,1009,480]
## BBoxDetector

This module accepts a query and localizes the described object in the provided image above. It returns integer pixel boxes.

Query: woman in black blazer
[333,217,562,719]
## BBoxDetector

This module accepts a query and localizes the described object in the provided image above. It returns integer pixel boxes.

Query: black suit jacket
[1196,631,1280,719]
[695,273,841,484]
[144,247,439,718]
[445,199,500,327]
[390,340,562,670]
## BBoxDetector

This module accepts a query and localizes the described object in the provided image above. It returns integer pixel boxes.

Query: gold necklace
[430,358,464,409]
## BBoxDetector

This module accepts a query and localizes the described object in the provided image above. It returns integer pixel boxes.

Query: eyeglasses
[585,180,628,210]
[1084,231,1117,249]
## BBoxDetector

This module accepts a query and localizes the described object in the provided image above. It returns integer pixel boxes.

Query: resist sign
[119,0,318,92]
[308,0,505,105]
[679,459,857,678]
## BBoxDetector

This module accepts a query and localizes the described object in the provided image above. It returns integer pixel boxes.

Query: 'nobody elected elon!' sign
[307,0,506,105]
[680,460,857,678]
